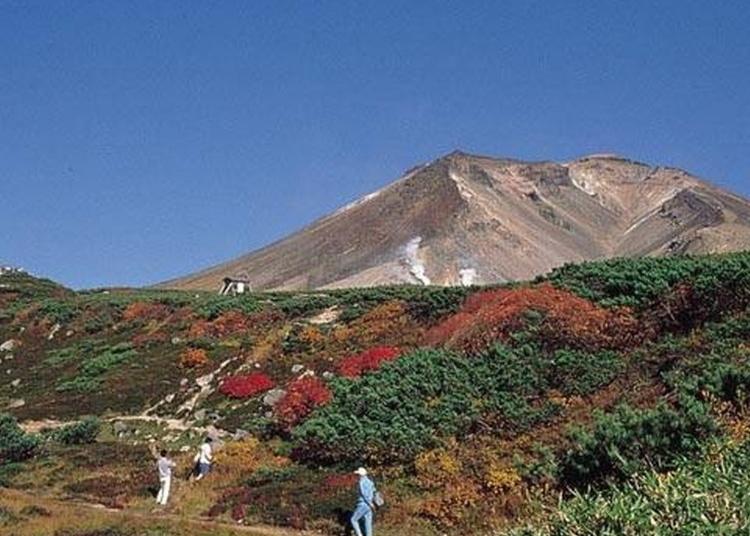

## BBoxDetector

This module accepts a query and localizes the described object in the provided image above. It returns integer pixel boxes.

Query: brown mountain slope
[162,151,750,291]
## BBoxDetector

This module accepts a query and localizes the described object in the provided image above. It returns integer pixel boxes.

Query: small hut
[219,277,252,296]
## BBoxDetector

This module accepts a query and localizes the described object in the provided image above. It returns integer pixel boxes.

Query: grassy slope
[1,252,749,535]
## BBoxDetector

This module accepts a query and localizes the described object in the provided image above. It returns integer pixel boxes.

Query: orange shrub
[425,283,639,353]
[122,301,170,322]
[180,348,209,368]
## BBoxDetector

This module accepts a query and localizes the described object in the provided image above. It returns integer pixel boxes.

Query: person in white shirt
[195,437,213,480]
[155,449,176,506]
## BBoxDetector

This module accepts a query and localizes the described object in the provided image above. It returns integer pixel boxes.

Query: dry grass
[0,488,307,535]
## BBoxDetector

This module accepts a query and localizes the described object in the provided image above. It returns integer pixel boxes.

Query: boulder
[291,364,305,374]
[8,398,25,408]
[0,339,18,352]
[113,421,129,435]
[262,388,286,407]
[196,373,214,388]
[233,429,250,441]
[47,323,61,340]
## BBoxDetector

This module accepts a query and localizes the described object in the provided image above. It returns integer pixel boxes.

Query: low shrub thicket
[293,346,558,464]
[51,417,101,445]
[0,414,39,464]
[559,401,716,488]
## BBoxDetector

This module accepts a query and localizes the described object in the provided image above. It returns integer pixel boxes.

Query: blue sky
[1,0,748,289]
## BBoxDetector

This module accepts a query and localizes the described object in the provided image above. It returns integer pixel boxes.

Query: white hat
[354,467,368,476]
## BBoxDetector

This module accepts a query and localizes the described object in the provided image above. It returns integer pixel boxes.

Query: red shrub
[220,373,275,399]
[275,376,332,430]
[425,283,640,353]
[122,301,170,322]
[187,310,255,340]
[338,346,401,378]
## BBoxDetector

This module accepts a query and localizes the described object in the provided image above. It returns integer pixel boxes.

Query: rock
[196,373,214,388]
[291,364,305,374]
[180,445,191,452]
[233,429,250,441]
[65,330,74,337]
[254,362,261,368]
[171,337,182,345]
[6,369,11,375]
[165,393,176,403]
[179,378,189,388]
[322,371,335,380]
[4,354,13,361]
[113,421,129,435]
[8,398,25,408]
[0,339,18,352]
[262,388,286,407]
[10,378,20,388]
[194,409,207,421]
[47,323,61,340]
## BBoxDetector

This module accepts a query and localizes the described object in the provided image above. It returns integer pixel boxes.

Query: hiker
[351,467,377,536]
[155,449,176,506]
[194,436,213,480]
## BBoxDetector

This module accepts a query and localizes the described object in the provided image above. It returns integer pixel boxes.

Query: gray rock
[179,378,189,388]
[0,339,18,352]
[10,378,20,388]
[165,393,176,403]
[171,336,182,345]
[113,421,129,435]
[3,354,13,361]
[322,371,335,380]
[233,429,250,441]
[193,409,207,421]
[196,373,214,388]
[291,364,305,374]
[8,398,25,408]
[65,330,74,337]
[47,323,61,340]
[262,388,286,407]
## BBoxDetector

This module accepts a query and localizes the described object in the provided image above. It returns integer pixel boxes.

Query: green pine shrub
[0,414,39,465]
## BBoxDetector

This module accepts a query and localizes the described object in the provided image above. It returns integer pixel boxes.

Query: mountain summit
[163,152,750,291]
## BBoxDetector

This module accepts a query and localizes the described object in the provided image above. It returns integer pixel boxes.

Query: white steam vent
[459,268,477,286]
[404,236,431,285]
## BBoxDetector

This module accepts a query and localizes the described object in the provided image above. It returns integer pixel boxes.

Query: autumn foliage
[220,373,275,399]
[122,301,171,323]
[425,283,640,353]
[338,346,401,377]
[179,348,209,368]
[276,376,332,430]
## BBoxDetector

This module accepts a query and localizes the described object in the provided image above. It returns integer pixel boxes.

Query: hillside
[2,252,750,535]
[164,152,750,291]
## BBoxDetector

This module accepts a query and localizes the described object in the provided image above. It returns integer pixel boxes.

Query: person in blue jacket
[351,467,376,536]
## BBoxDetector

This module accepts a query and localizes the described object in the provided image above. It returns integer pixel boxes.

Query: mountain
[163,151,750,291]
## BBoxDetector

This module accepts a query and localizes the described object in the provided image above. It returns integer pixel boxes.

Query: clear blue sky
[1,0,748,289]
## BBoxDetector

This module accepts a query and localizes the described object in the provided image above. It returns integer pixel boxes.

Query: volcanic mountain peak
[162,152,750,291]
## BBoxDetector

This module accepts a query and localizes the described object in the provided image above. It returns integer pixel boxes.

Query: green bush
[559,401,717,488]
[56,343,137,393]
[52,417,101,445]
[0,414,39,465]
[293,345,558,464]
[545,252,750,309]
[547,349,623,397]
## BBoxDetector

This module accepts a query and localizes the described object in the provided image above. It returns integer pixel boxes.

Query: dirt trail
[0,488,315,536]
